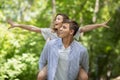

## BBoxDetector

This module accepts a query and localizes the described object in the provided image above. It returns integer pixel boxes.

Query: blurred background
[0,0,120,80]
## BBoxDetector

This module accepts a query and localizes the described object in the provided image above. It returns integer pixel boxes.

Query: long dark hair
[54,13,69,22]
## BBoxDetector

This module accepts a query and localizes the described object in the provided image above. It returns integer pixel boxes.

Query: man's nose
[60,27,63,30]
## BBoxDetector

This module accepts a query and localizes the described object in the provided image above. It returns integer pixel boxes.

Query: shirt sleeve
[80,48,89,73]
[74,27,83,40]
[40,28,52,40]
[39,42,50,70]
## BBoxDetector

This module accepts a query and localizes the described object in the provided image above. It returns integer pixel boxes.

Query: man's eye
[63,26,66,29]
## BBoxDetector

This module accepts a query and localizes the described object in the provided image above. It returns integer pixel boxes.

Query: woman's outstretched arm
[80,20,110,33]
[7,19,41,33]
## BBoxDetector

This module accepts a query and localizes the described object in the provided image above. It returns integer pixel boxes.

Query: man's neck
[62,37,74,48]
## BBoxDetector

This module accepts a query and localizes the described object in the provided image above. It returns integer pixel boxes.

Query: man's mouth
[59,31,63,34]
[55,23,58,25]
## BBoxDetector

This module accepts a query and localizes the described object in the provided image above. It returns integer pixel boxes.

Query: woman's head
[52,13,69,32]
[54,13,69,24]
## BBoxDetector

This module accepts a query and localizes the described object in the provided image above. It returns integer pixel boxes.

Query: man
[38,19,89,80]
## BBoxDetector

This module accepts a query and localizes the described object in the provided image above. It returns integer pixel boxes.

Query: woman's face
[55,15,63,24]
[54,15,63,30]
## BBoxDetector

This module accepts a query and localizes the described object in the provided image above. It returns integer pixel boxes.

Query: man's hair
[63,19,79,36]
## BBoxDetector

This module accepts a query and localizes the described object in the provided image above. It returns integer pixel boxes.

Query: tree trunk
[92,0,99,23]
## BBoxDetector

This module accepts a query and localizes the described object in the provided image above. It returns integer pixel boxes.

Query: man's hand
[78,68,88,80]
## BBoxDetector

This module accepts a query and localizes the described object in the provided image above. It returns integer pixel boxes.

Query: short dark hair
[63,19,79,36]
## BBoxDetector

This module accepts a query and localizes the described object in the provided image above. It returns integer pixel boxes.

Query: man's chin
[58,35,62,38]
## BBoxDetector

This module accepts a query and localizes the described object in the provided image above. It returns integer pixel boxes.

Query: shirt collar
[57,38,76,49]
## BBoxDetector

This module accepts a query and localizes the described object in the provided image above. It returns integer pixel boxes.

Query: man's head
[58,19,79,38]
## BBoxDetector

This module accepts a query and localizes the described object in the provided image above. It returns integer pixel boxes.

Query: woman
[7,13,109,41]
[7,13,109,80]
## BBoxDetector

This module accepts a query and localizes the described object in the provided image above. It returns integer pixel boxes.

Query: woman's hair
[52,13,69,32]
[54,13,69,22]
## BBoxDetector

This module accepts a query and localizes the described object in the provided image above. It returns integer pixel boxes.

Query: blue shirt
[39,38,89,80]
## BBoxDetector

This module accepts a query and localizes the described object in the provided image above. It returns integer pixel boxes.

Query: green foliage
[0,24,45,80]
[0,53,38,80]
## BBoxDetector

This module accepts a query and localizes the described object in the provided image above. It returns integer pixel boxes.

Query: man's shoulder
[74,40,87,50]
[47,38,60,45]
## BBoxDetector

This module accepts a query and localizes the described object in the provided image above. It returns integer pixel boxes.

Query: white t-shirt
[40,28,58,40]
[54,46,70,80]
[40,28,82,41]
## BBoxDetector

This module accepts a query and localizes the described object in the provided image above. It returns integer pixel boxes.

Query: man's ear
[70,29,74,35]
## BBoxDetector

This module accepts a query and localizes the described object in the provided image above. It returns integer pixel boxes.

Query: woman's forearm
[15,24,41,33]
[80,23,103,33]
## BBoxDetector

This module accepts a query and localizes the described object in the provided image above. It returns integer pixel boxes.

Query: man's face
[58,23,73,38]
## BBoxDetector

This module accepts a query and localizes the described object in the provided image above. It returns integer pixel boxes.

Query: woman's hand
[7,19,19,29]
[100,18,111,28]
